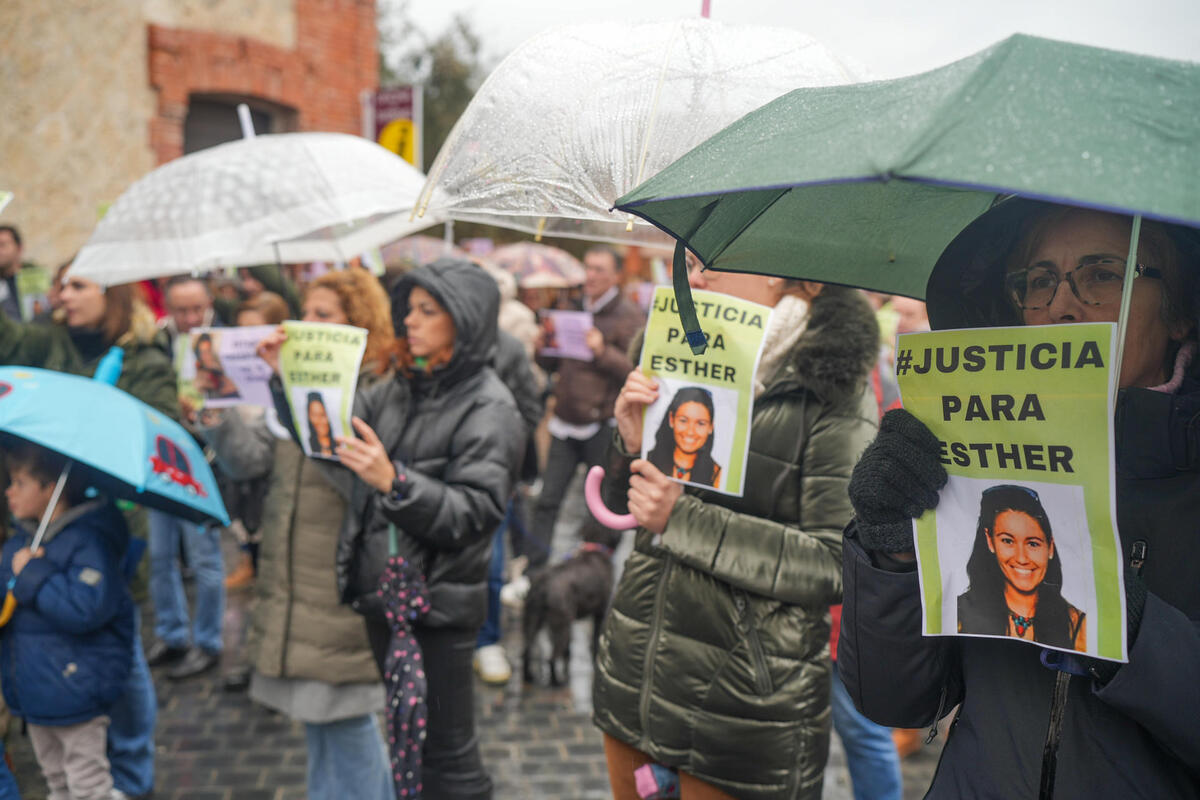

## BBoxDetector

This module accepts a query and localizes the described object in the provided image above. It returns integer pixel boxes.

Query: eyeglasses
[1004,256,1162,311]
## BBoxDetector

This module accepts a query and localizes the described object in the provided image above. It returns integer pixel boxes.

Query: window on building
[183,96,297,154]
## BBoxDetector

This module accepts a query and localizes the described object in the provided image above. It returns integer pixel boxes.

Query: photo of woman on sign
[193,332,241,400]
[306,390,335,458]
[957,484,1086,651]
[647,387,722,488]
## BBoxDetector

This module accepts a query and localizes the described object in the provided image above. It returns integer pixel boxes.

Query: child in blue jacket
[0,441,134,800]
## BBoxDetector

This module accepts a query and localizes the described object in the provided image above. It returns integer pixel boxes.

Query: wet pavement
[5,470,942,798]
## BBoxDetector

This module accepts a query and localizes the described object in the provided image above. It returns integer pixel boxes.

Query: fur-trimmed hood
[766,284,879,404]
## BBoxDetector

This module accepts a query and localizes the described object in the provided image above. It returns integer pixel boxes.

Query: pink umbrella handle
[585,466,637,531]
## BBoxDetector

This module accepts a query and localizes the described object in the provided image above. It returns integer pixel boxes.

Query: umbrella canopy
[615,34,1200,300]
[0,367,229,525]
[490,242,586,289]
[381,235,466,270]
[413,19,864,245]
[69,132,434,285]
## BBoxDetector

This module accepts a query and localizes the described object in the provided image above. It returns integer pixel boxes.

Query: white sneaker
[500,574,531,609]
[474,644,512,684]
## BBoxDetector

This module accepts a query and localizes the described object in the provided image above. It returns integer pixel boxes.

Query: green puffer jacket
[593,286,880,800]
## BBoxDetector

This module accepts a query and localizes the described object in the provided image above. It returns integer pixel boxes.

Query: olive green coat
[593,286,880,800]
[247,373,388,685]
[0,310,178,420]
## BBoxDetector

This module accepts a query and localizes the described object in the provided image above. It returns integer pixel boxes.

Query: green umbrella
[614,34,1200,354]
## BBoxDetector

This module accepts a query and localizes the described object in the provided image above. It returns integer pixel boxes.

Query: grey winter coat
[839,199,1200,799]
[593,286,880,800]
[337,260,525,630]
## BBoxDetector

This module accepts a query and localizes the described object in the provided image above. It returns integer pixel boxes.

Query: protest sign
[176,326,276,409]
[896,322,1125,661]
[639,286,770,497]
[278,321,368,461]
[539,310,594,361]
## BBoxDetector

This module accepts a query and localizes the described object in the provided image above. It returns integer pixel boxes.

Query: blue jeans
[304,715,392,800]
[148,509,225,653]
[108,609,157,797]
[830,667,902,800]
[476,522,507,649]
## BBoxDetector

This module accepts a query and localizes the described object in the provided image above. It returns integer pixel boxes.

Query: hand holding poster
[278,321,369,461]
[177,326,277,409]
[639,287,769,497]
[896,322,1126,661]
[539,310,595,361]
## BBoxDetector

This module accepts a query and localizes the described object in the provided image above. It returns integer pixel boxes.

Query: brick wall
[148,0,378,164]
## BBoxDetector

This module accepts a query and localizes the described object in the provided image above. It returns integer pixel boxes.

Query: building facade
[1,0,377,270]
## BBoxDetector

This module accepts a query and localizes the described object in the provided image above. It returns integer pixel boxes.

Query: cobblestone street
[6,472,942,799]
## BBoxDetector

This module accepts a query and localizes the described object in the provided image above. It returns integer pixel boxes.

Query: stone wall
[143,0,296,50]
[0,0,157,270]
[0,0,377,272]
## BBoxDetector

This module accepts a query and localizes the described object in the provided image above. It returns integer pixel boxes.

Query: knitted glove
[848,408,948,553]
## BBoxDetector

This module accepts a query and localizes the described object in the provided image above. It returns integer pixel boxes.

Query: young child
[0,442,134,800]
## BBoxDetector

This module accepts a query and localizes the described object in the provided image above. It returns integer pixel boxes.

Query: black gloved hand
[1086,570,1149,685]
[848,408,948,553]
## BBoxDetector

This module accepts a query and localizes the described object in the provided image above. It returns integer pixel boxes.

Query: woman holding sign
[646,387,722,487]
[842,201,1200,798]
[247,268,398,800]
[308,259,523,800]
[594,269,880,800]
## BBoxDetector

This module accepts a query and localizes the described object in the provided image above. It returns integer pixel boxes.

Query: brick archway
[147,0,376,164]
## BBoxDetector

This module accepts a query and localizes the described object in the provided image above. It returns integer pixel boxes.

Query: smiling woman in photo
[956,484,1085,651]
[647,387,722,488]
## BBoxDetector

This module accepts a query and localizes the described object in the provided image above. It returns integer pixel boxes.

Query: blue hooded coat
[0,499,135,726]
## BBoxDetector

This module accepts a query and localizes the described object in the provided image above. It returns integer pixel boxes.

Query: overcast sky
[404,0,1199,79]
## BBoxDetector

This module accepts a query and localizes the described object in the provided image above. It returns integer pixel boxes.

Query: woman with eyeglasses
[840,200,1200,798]
[957,485,1085,651]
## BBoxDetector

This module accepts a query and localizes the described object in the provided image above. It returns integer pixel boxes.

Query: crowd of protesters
[0,202,1195,800]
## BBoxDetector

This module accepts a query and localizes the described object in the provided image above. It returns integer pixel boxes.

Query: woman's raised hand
[615,370,659,453]
[337,416,396,493]
[255,326,288,374]
[627,459,682,535]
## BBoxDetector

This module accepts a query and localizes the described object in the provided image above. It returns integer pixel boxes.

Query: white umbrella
[70,132,437,285]
[412,19,866,246]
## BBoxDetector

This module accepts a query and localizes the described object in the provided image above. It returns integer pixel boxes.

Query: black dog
[521,519,622,686]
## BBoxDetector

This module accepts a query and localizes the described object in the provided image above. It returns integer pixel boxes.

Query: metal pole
[1111,214,1143,402]
[237,104,257,139]
[29,462,73,554]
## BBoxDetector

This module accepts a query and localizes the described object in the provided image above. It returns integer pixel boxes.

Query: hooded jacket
[0,500,135,726]
[839,199,1200,799]
[335,259,524,630]
[593,286,880,800]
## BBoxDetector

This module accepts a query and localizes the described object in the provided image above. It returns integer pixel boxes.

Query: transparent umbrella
[69,132,438,285]
[412,19,865,245]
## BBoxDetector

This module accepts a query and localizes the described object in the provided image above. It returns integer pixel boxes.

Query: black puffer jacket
[840,199,1200,799]
[336,260,524,630]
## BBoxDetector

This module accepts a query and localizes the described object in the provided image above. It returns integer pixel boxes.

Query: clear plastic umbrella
[69,132,439,285]
[412,19,864,245]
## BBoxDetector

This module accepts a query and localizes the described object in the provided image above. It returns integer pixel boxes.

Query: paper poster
[896,322,1126,661]
[638,286,770,497]
[539,310,594,361]
[278,321,368,461]
[176,326,276,409]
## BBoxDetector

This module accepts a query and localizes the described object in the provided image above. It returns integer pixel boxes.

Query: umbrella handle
[29,462,72,554]
[584,466,638,531]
